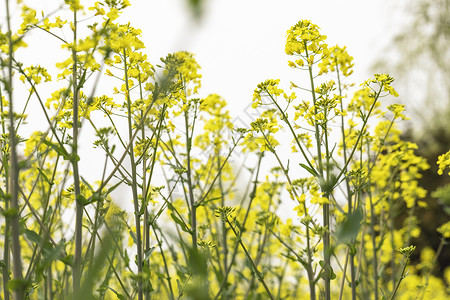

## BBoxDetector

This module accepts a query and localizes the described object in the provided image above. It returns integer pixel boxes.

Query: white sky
[6,0,402,139]
[118,0,400,213]
[3,0,406,214]
[124,0,397,117]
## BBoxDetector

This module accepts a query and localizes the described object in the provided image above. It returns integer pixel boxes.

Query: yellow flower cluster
[437,221,450,238]
[309,81,343,126]
[251,79,284,108]
[285,19,327,68]
[363,73,399,97]
[41,16,67,31]
[244,109,281,152]
[318,45,354,76]
[109,24,144,52]
[64,0,84,12]
[437,150,450,175]
[348,87,381,115]
[195,94,233,150]
[371,139,429,211]
[19,65,52,85]
[18,5,38,35]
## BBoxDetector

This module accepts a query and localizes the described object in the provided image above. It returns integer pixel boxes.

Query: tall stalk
[142,109,150,300]
[1,83,11,300]
[5,0,24,298]
[261,133,317,300]
[184,100,197,250]
[71,9,83,296]
[305,44,329,300]
[0,48,10,295]
[336,63,357,300]
[123,49,143,300]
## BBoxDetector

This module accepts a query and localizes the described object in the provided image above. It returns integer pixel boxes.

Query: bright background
[4,0,409,210]
[124,0,400,119]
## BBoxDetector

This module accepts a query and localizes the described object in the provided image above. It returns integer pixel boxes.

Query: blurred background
[133,0,450,279]
[7,0,450,285]
[137,0,450,283]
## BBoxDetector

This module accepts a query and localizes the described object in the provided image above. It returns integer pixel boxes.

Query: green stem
[335,86,383,183]
[261,132,316,300]
[216,154,229,290]
[338,248,350,300]
[5,0,25,298]
[2,78,10,300]
[183,100,197,250]
[366,140,379,300]
[71,9,84,296]
[336,62,357,300]
[265,91,317,175]
[304,42,330,300]
[389,256,411,300]
[153,226,175,300]
[123,48,143,300]
[226,219,274,300]
[213,153,263,300]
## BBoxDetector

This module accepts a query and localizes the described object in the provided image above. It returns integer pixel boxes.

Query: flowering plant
[0,2,448,300]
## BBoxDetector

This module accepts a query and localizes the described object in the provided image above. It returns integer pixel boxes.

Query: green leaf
[60,254,73,266]
[42,242,65,266]
[319,260,337,280]
[76,194,88,206]
[37,167,53,185]
[42,139,70,161]
[299,163,318,177]
[107,180,124,194]
[170,212,190,233]
[176,279,183,296]
[143,247,156,260]
[129,230,137,245]
[8,278,30,291]
[336,208,363,243]
[24,229,40,245]
[3,207,18,218]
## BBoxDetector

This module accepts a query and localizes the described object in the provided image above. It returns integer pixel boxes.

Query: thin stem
[123,48,143,300]
[338,248,350,300]
[366,140,379,300]
[183,99,197,250]
[2,75,10,300]
[71,9,83,296]
[304,42,329,300]
[226,219,274,300]
[261,132,316,300]
[213,154,263,300]
[152,226,175,300]
[216,154,228,289]
[389,255,411,300]
[335,86,383,183]
[265,91,317,175]
[336,62,357,300]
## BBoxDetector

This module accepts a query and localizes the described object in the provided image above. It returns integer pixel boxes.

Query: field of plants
[0,1,449,299]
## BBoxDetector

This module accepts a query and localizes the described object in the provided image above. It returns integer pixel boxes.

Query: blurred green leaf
[170,212,190,233]
[299,163,318,177]
[187,0,204,20]
[336,208,363,243]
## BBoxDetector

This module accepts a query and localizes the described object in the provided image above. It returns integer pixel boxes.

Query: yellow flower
[107,8,120,21]
[437,150,450,175]
[65,0,84,11]
[285,20,327,57]
[437,220,450,238]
